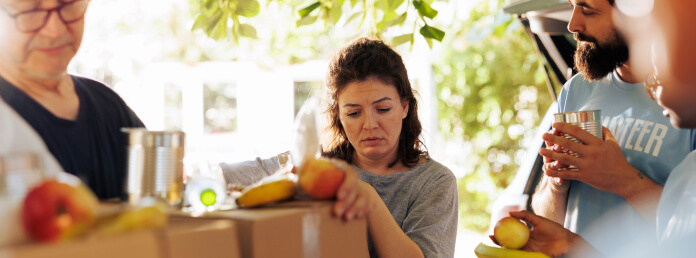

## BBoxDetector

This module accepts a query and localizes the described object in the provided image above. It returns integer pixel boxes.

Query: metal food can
[553,110,602,169]
[123,128,185,206]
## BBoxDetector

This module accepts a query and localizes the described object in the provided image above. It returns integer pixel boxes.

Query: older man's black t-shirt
[0,75,145,200]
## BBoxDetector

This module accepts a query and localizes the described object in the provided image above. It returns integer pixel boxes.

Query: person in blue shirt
[531,0,696,255]
[0,0,144,199]
[498,0,696,256]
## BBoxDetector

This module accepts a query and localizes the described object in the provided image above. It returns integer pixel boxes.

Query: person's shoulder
[564,72,611,89]
[561,72,613,97]
[71,75,144,126]
[71,75,129,105]
[418,158,456,183]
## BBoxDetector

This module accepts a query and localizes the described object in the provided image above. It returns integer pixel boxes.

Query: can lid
[554,110,601,123]
[122,127,149,146]
[122,128,185,147]
[150,131,185,147]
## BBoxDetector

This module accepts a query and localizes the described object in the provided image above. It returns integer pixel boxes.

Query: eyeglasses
[645,67,662,101]
[1,1,90,33]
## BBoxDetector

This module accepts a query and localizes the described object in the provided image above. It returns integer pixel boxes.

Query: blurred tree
[433,0,552,232]
[80,0,552,234]
[189,0,446,48]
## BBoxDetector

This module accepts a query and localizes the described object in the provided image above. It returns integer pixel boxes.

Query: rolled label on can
[554,110,602,170]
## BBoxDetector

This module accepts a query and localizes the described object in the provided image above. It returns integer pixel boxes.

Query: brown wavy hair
[322,37,426,168]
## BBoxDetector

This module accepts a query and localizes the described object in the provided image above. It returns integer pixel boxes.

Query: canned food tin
[554,110,603,169]
[123,128,185,206]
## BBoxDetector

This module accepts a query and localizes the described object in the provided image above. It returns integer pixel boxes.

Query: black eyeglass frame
[0,0,90,33]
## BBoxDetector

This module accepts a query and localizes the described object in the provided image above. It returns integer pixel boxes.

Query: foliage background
[433,1,552,231]
[77,0,553,235]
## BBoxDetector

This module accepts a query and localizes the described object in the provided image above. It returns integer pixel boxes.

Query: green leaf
[236,0,261,17]
[350,0,359,7]
[205,11,223,35]
[420,24,445,41]
[191,13,212,31]
[203,0,215,10]
[299,2,321,18]
[424,37,433,48]
[391,33,413,46]
[345,11,364,25]
[231,14,240,44]
[296,15,318,27]
[329,0,342,24]
[238,23,258,38]
[413,0,438,19]
[376,10,398,31]
[387,0,405,10]
[210,11,228,40]
[389,12,407,26]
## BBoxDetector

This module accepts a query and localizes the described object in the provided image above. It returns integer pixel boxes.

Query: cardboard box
[165,219,241,258]
[0,230,161,258]
[174,201,368,258]
[0,218,240,258]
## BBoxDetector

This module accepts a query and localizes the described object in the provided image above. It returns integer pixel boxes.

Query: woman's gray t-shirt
[353,159,458,258]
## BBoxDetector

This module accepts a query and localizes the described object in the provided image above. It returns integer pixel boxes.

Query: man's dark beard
[574,32,629,81]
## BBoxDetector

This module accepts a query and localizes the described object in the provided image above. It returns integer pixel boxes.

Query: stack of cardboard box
[1,201,368,258]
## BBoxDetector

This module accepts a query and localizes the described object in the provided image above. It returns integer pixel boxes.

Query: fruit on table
[493,217,530,249]
[236,173,297,208]
[474,243,549,258]
[298,158,345,200]
[21,179,99,242]
[96,204,167,236]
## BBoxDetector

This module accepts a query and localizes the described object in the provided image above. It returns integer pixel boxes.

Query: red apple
[22,179,98,242]
[299,158,346,200]
[493,217,530,249]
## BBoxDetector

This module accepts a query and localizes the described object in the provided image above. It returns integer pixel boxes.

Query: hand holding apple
[22,177,99,242]
[493,216,530,249]
[502,210,601,258]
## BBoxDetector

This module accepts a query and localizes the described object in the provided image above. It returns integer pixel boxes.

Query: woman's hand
[330,159,378,221]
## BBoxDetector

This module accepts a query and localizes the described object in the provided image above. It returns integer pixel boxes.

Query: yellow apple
[493,217,530,249]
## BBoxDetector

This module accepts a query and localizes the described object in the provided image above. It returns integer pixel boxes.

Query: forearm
[619,168,663,226]
[531,177,569,224]
[566,233,604,258]
[367,199,424,258]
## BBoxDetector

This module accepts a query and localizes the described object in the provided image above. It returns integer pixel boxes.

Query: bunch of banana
[474,243,550,258]
[95,203,168,236]
[236,173,297,208]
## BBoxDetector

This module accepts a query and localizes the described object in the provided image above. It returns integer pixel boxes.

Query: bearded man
[530,0,696,256]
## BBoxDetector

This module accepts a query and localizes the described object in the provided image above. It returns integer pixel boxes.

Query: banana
[474,243,550,258]
[236,173,297,208]
[96,204,168,236]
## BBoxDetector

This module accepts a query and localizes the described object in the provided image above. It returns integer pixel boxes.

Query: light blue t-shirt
[657,150,696,242]
[557,71,696,255]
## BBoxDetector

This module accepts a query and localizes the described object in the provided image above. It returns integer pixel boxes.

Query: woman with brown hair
[220,38,458,257]
[324,38,458,258]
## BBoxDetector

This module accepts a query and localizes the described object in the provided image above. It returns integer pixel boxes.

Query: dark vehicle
[488,0,578,232]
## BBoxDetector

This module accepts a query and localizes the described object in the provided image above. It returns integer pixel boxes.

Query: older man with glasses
[0,0,145,200]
